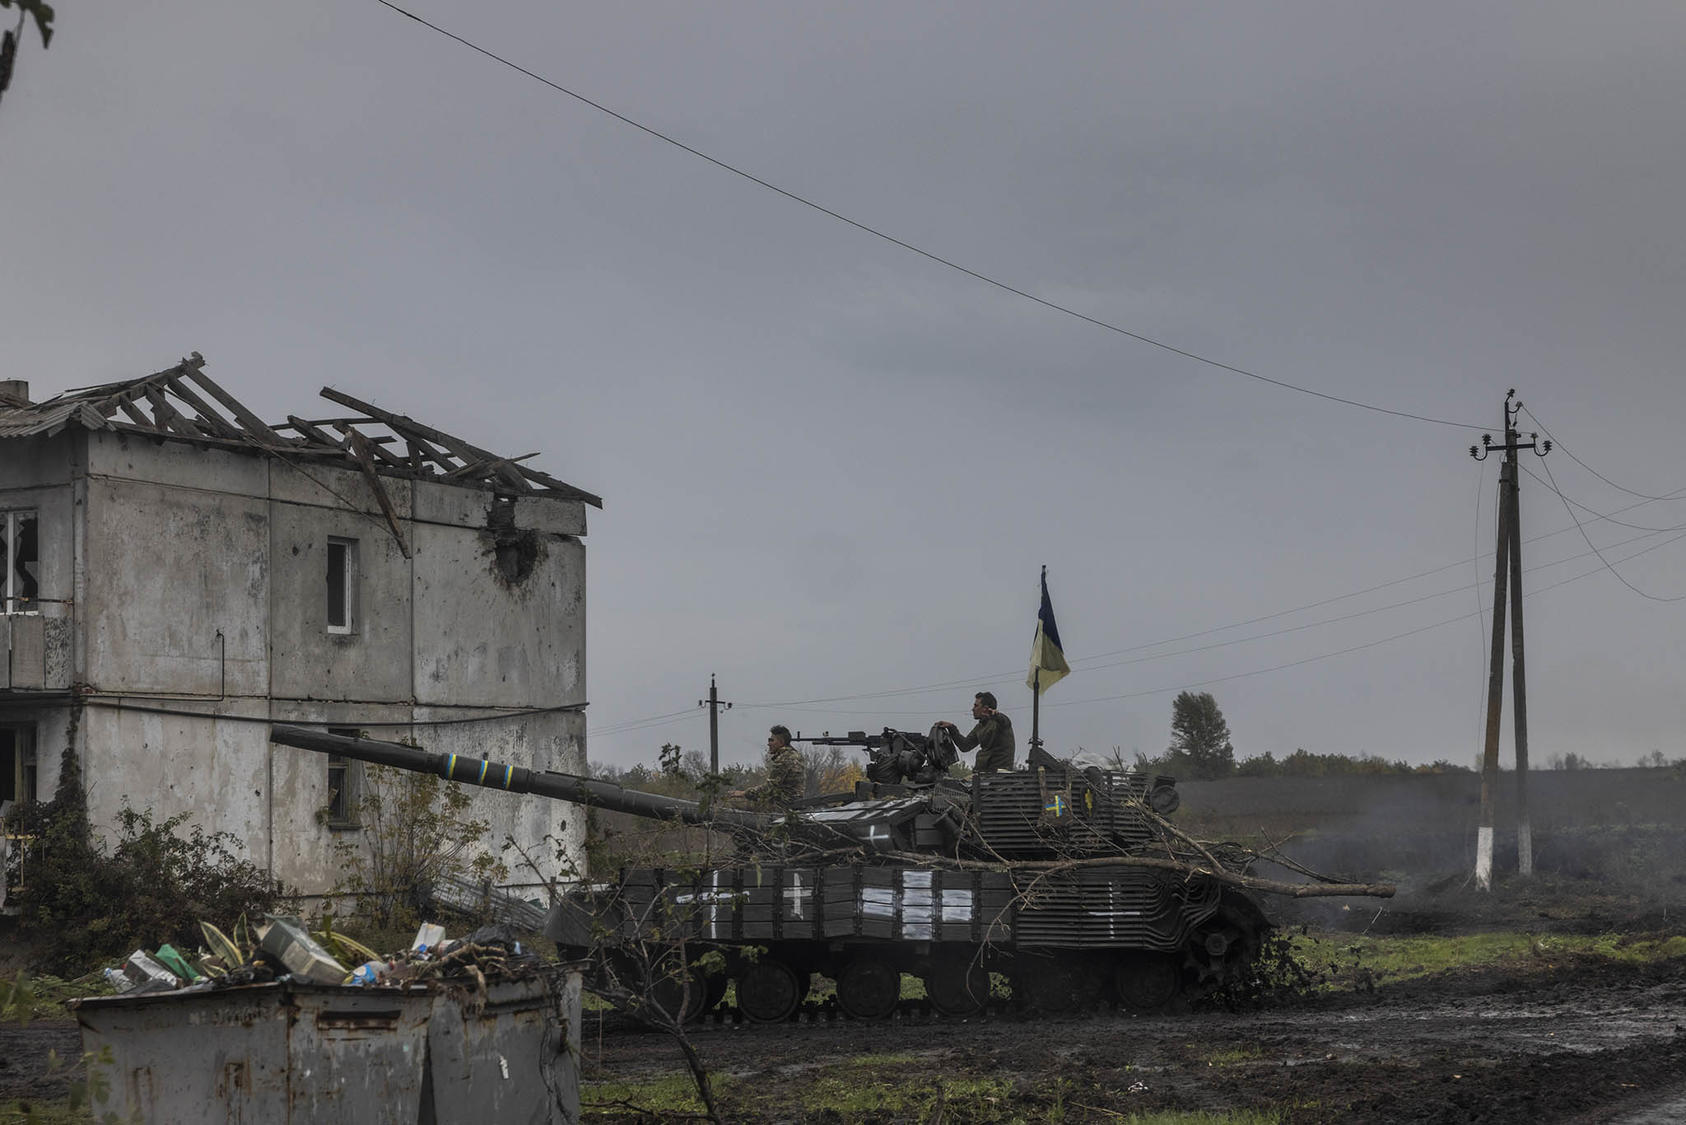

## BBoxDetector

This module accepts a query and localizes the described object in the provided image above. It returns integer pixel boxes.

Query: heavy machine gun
[792,725,960,786]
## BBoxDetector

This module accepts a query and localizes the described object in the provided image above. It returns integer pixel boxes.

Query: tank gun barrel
[268,725,774,830]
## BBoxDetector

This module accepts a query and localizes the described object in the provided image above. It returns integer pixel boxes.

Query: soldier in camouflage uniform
[937,691,1016,773]
[734,724,805,809]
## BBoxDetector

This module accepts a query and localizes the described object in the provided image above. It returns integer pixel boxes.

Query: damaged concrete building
[0,354,599,901]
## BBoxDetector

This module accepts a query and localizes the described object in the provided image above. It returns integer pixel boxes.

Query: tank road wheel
[737,960,804,1023]
[925,959,988,1017]
[1114,953,1182,1011]
[836,957,901,1020]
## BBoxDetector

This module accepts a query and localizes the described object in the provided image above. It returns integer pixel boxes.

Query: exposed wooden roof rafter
[0,352,600,508]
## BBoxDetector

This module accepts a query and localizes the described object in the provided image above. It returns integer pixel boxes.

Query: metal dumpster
[73,971,581,1125]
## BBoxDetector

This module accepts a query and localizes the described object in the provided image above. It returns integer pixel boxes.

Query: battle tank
[270,724,1271,1022]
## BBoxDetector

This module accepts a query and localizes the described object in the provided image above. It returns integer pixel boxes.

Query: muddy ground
[579,880,1686,1123]
[6,884,1685,1123]
[581,954,1686,1123]
[7,955,1684,1123]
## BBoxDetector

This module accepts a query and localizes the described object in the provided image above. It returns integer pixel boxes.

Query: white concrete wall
[268,468,416,703]
[83,475,270,696]
[0,433,76,620]
[2,428,592,896]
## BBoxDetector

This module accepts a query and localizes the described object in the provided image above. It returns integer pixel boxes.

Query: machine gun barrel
[269,725,774,830]
[790,730,884,749]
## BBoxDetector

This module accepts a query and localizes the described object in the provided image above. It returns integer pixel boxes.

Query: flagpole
[1032,666,1041,753]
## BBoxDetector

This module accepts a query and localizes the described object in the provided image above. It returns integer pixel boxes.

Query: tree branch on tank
[502,831,727,1124]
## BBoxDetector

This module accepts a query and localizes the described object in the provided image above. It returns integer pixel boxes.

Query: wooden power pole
[699,674,732,775]
[1470,390,1550,889]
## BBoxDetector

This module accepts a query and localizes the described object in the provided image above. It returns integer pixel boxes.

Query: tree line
[594,691,1677,790]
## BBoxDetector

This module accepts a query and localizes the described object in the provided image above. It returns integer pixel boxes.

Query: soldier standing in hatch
[731,725,805,809]
[937,692,1016,773]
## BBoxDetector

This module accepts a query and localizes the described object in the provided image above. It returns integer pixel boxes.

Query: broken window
[324,726,362,829]
[0,726,37,805]
[0,510,39,615]
[326,537,358,634]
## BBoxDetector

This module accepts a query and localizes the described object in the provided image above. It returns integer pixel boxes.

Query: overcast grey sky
[4,1,1683,770]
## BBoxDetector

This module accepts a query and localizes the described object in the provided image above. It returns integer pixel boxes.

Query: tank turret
[271,723,1272,1022]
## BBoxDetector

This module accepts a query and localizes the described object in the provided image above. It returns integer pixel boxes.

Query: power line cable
[588,708,702,737]
[740,494,1686,712]
[734,520,1683,717]
[1519,463,1686,533]
[1536,457,1686,602]
[374,0,1487,432]
[83,697,585,727]
[1521,405,1686,503]
[746,528,1686,720]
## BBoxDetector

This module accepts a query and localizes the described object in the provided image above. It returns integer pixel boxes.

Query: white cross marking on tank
[710,870,720,939]
[867,824,889,847]
[785,873,805,920]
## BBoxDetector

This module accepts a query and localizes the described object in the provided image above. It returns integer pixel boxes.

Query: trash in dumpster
[350,959,391,986]
[100,911,552,1001]
[152,942,202,983]
[258,915,349,985]
[411,921,446,952]
[200,918,244,967]
[121,949,181,993]
[75,915,585,1125]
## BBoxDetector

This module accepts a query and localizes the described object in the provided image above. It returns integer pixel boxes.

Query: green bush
[6,742,282,974]
[327,763,507,931]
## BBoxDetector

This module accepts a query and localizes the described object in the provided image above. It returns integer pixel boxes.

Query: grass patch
[1291,929,1686,989]
[582,1073,727,1118]
[1,972,113,1023]
[0,1100,88,1124]
[787,1072,1017,1118]
[1115,1113,1281,1125]
[1200,1044,1266,1067]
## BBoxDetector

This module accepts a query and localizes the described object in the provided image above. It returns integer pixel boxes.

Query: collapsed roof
[0,353,601,508]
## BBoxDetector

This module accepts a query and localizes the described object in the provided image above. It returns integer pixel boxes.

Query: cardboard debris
[258,916,349,986]
[122,950,182,993]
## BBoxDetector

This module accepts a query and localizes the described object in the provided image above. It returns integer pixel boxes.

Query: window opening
[324,726,362,829]
[326,538,357,634]
[0,726,35,908]
[0,726,37,805]
[0,511,39,615]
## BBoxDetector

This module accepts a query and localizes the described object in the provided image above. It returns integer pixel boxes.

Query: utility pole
[1469,390,1550,889]
[698,674,732,776]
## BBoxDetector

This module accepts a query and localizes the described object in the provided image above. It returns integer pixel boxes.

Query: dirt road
[583,956,1686,1122]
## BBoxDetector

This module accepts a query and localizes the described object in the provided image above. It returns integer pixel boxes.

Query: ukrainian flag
[1026,566,1070,695]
